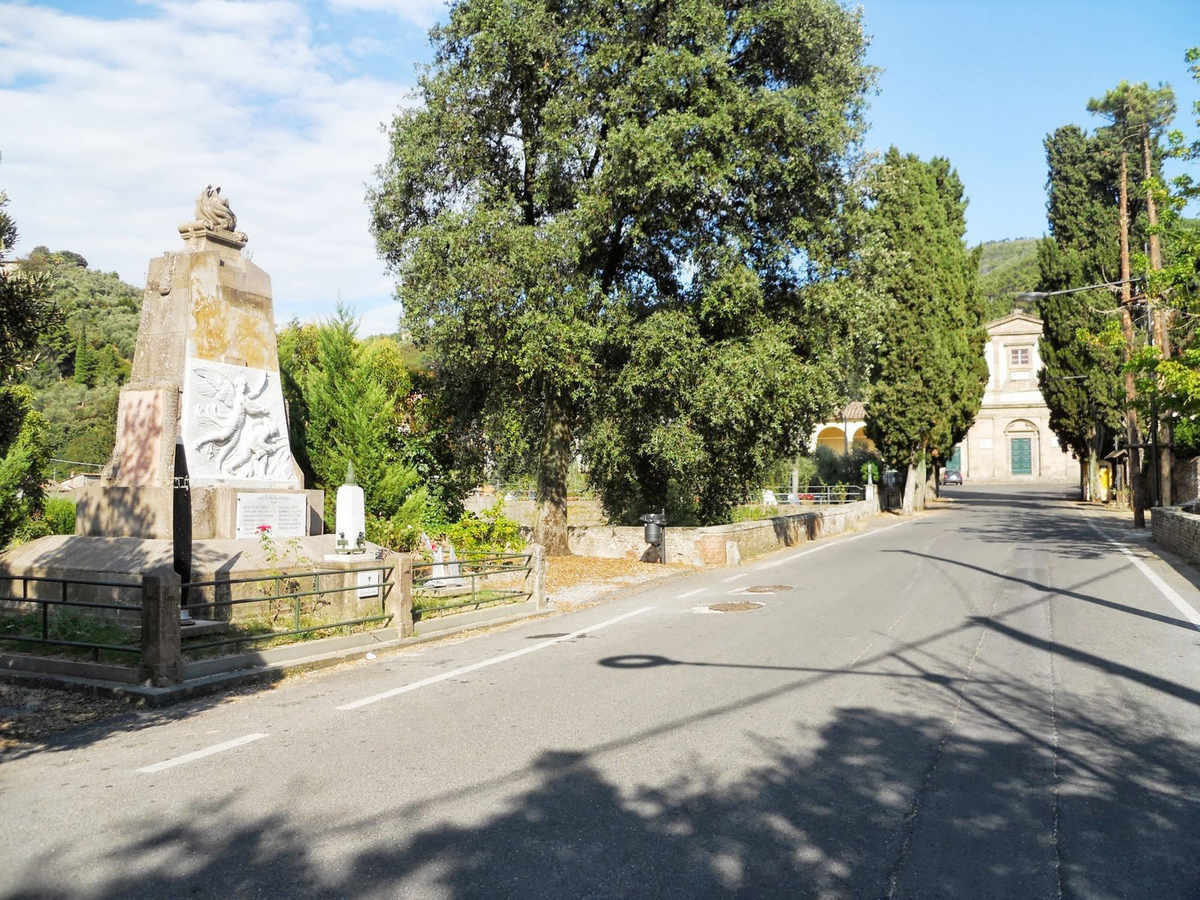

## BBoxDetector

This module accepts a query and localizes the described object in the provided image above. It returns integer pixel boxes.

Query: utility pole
[1143,122,1173,505]
[1116,148,1147,527]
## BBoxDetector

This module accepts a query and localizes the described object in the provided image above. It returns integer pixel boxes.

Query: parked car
[943,470,963,485]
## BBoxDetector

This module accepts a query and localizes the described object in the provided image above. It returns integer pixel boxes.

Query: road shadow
[938,485,1130,562]
[8,677,1199,898]
[943,485,1200,614]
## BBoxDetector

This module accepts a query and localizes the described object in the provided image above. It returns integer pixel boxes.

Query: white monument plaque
[236,492,308,539]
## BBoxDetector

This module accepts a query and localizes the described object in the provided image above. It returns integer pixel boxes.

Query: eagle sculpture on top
[194,185,238,232]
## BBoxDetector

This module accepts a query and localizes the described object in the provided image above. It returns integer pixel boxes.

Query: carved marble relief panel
[181,359,297,485]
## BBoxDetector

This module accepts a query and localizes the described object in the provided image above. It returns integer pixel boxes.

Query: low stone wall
[465,492,607,527]
[564,498,881,567]
[1151,506,1200,562]
[1171,457,1200,506]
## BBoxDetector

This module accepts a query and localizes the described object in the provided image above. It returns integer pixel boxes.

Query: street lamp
[1013,276,1144,305]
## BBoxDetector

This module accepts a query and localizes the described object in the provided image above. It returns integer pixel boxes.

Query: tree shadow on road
[9,676,1200,899]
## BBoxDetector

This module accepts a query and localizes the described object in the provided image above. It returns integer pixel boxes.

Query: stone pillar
[141,573,183,685]
[385,553,414,637]
[527,544,547,610]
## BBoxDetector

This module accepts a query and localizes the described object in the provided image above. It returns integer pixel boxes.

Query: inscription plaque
[236,492,307,539]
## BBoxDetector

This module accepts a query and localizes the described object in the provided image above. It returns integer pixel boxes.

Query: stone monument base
[76,485,324,541]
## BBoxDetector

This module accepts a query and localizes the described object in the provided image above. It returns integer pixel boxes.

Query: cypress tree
[864,149,987,513]
[1036,115,1160,503]
[73,326,96,388]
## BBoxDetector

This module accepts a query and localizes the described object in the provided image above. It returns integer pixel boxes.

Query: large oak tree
[370,0,878,547]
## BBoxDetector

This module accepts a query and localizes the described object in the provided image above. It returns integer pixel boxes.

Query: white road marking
[338,606,657,711]
[678,587,706,599]
[1085,520,1200,630]
[137,733,268,774]
[691,606,722,615]
[756,518,916,570]
[721,572,748,583]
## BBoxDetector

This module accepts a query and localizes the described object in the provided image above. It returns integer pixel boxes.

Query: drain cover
[745,585,792,594]
[709,601,765,612]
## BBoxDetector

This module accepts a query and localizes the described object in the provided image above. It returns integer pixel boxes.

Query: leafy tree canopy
[371,0,880,537]
[1,192,61,385]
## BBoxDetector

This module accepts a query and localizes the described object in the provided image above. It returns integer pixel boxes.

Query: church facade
[950,312,1078,483]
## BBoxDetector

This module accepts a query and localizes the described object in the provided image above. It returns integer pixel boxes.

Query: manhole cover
[745,585,792,594]
[709,601,765,613]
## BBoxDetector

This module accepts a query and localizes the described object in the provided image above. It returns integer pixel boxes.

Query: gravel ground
[1,555,692,747]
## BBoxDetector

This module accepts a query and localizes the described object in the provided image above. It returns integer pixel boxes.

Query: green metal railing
[412,552,532,619]
[181,564,394,654]
[0,574,143,661]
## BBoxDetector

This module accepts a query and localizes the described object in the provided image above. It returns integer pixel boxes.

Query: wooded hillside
[19,249,140,466]
[975,237,1039,321]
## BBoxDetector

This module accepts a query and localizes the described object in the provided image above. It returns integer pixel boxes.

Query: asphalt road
[3,484,1199,898]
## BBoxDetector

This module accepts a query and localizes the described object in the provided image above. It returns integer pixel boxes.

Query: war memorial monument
[0,190,399,685]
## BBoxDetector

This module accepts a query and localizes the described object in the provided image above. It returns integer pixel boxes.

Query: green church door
[1010,437,1032,476]
[947,444,962,473]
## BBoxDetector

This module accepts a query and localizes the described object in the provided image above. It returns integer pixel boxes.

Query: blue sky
[864,1,1199,244]
[1,0,1197,334]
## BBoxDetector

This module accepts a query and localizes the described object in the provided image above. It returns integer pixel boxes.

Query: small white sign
[980,438,993,449]
[357,569,381,599]
[236,492,307,539]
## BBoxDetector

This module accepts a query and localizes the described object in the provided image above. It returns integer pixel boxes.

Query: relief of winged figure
[194,184,238,232]
[191,367,288,479]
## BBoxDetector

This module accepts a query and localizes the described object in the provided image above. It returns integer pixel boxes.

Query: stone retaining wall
[564,498,881,567]
[1151,506,1200,562]
[1171,457,1200,506]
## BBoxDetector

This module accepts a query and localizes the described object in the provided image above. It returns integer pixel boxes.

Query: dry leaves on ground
[546,555,694,610]
[0,683,134,748]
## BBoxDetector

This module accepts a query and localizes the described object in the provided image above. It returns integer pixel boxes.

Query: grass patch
[180,614,392,659]
[0,610,139,664]
[413,587,528,619]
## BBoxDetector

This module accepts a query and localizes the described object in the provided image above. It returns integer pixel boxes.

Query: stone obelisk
[77,187,322,540]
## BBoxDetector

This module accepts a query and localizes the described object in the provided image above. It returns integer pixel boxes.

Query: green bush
[0,385,49,548]
[366,513,422,553]
[44,497,75,534]
[443,504,524,556]
[814,445,882,486]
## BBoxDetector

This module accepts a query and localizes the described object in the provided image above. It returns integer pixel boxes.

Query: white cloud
[0,1,419,320]
[357,301,403,336]
[327,0,449,30]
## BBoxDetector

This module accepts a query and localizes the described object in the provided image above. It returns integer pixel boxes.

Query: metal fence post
[141,573,183,685]
[527,544,547,611]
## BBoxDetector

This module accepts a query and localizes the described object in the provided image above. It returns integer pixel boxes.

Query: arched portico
[816,426,846,453]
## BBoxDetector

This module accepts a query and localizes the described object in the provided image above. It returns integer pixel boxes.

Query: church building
[949,312,1078,483]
